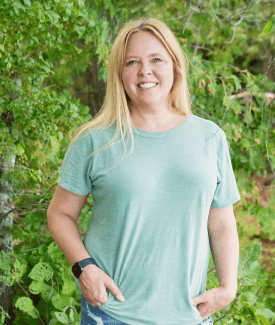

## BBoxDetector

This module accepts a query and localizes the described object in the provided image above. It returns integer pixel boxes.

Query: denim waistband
[80,295,214,325]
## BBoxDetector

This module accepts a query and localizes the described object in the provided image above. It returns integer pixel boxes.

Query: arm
[191,205,239,319]
[47,185,125,306]
[208,205,239,296]
[47,184,90,265]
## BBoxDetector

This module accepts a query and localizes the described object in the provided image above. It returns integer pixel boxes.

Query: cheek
[122,68,136,82]
[122,77,131,91]
[122,72,130,90]
[122,74,135,99]
[168,67,175,88]
[160,67,174,88]
[159,64,173,77]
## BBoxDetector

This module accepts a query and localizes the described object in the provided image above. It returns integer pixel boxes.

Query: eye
[152,58,162,63]
[126,60,138,66]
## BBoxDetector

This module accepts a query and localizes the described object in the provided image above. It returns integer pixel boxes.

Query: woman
[47,18,240,325]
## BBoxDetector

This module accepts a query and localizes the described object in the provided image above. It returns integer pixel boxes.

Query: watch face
[72,262,82,278]
[72,258,98,278]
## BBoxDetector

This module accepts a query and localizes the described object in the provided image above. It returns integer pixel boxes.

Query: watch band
[72,257,98,279]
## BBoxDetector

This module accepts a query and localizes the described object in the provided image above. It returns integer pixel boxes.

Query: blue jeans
[200,317,214,325]
[81,295,214,325]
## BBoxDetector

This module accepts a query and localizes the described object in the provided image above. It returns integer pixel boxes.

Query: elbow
[220,285,238,304]
[47,203,62,234]
[227,287,238,304]
[47,205,77,231]
[47,206,55,234]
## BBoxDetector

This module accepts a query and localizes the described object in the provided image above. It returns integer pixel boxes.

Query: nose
[138,62,152,76]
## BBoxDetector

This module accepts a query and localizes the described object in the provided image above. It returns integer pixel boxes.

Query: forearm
[208,208,239,296]
[47,213,90,266]
[191,206,239,317]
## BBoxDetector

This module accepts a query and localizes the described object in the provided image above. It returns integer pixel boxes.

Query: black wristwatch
[72,257,98,279]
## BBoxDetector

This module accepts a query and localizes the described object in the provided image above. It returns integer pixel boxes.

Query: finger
[197,303,212,320]
[83,294,100,307]
[94,284,109,305]
[191,293,205,306]
[191,296,200,306]
[105,277,125,302]
[90,302,101,307]
[84,282,108,306]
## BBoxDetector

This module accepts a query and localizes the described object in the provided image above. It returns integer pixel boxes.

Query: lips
[138,82,157,89]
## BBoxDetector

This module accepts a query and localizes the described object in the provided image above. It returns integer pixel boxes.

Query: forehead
[125,31,170,56]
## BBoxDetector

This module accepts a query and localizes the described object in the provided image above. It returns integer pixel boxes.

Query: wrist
[72,257,98,279]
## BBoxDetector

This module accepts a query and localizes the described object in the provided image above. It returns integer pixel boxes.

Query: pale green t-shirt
[58,115,240,325]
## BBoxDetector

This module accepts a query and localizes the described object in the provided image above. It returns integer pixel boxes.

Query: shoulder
[70,124,115,149]
[189,115,224,141]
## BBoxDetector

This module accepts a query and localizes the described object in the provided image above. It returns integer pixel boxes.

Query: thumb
[104,277,125,302]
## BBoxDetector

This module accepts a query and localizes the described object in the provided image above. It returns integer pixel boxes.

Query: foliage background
[0,0,275,324]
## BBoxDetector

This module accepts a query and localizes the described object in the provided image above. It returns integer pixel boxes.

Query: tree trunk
[86,55,106,117]
[0,153,15,320]
[71,53,106,117]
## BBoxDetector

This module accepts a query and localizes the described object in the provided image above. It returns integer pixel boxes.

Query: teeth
[138,83,157,89]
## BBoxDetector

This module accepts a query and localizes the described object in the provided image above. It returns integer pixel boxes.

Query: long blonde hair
[71,17,192,159]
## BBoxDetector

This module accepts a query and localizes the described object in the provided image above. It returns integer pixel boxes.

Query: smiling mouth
[138,83,157,89]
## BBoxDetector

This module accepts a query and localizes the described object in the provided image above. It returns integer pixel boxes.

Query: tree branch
[0,208,16,220]
[24,44,48,60]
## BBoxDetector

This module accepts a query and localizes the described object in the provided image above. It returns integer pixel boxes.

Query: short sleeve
[58,132,94,196]
[211,129,240,208]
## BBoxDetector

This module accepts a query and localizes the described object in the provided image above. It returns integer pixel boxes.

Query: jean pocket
[201,317,214,325]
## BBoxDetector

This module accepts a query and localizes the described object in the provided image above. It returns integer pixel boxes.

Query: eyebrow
[149,53,165,57]
[125,53,165,60]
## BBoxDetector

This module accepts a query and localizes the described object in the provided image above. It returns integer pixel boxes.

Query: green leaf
[247,243,262,264]
[0,306,10,325]
[231,75,241,90]
[244,260,261,278]
[0,251,12,274]
[28,262,53,281]
[15,297,39,319]
[54,312,70,324]
[15,143,25,156]
[29,280,44,294]
[52,294,71,310]
[256,308,275,319]
[12,0,25,15]
[23,0,31,6]
[62,279,77,296]
[73,313,81,323]
[78,0,85,7]
[255,314,271,325]
[239,292,257,305]
[46,11,61,24]
[41,283,55,301]
[14,259,28,280]
[259,15,275,36]
[69,309,75,321]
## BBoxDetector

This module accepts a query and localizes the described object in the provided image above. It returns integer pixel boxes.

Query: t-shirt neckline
[132,115,193,138]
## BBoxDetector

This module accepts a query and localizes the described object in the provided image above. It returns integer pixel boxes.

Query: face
[121,31,174,112]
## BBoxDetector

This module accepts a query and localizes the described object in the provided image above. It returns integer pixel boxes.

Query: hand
[78,264,125,307]
[191,287,236,319]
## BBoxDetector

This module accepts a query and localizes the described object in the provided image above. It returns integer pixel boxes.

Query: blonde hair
[71,17,192,160]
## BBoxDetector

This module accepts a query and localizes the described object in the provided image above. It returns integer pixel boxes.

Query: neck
[130,107,186,132]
